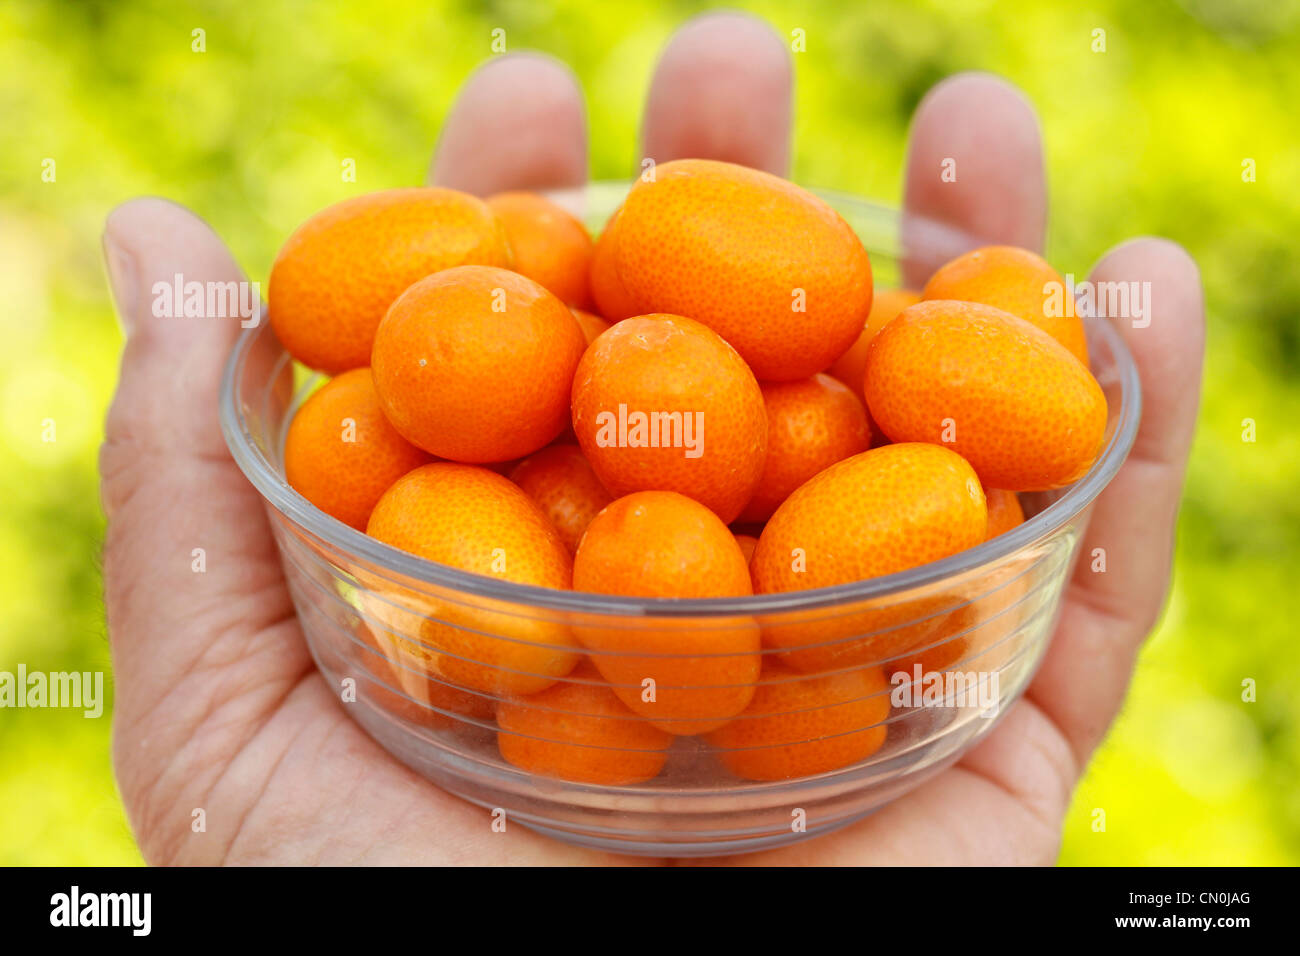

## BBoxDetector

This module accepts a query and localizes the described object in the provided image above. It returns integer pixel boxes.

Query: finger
[641,11,793,176]
[1029,238,1205,763]
[102,199,248,460]
[101,199,309,809]
[430,52,587,195]
[901,73,1047,286]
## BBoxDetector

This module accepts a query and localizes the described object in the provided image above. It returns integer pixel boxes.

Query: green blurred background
[2,0,1297,865]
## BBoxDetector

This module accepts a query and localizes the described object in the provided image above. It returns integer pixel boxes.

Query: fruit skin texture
[614,159,874,381]
[588,206,639,321]
[733,533,759,566]
[269,187,511,373]
[922,245,1089,365]
[984,488,1025,539]
[705,662,891,781]
[509,444,612,553]
[497,660,674,785]
[571,313,767,524]
[487,191,594,308]
[365,463,579,696]
[284,368,431,530]
[739,373,872,523]
[751,443,988,673]
[372,265,586,463]
[572,491,760,735]
[864,300,1108,491]
[827,287,922,396]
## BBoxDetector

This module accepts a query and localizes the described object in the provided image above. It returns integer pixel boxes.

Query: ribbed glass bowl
[219,182,1141,857]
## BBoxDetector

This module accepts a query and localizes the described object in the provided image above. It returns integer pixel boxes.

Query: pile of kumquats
[268,159,1106,785]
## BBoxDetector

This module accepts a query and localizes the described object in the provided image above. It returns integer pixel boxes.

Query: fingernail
[102,230,139,336]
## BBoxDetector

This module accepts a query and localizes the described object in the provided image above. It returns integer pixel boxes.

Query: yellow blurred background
[1,0,1297,865]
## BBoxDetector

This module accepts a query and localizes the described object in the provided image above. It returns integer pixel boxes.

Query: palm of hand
[101,14,1203,866]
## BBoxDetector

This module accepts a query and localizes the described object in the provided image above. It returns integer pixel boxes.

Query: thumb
[100,198,309,834]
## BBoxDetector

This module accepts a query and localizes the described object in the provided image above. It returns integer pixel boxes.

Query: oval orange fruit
[753,443,987,592]
[284,368,431,530]
[739,373,872,523]
[372,265,586,463]
[573,491,760,734]
[588,205,639,321]
[365,463,579,695]
[509,444,612,553]
[497,660,674,785]
[571,313,767,524]
[827,287,922,395]
[864,300,1107,491]
[269,187,511,373]
[705,661,891,781]
[614,159,873,380]
[751,443,988,672]
[487,191,593,308]
[984,488,1025,539]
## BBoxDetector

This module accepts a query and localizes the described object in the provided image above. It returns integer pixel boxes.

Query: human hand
[101,12,1203,866]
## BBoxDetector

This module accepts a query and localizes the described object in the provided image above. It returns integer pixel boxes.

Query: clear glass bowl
[219,182,1141,857]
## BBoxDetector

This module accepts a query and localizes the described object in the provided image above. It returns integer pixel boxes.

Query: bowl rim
[219,185,1142,619]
